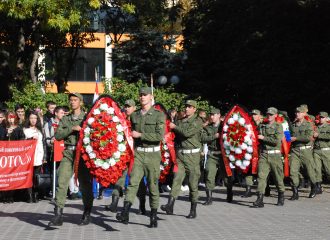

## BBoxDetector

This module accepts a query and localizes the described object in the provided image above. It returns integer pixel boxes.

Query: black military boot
[186,202,197,219]
[203,189,213,205]
[289,186,299,200]
[226,186,233,203]
[137,196,146,215]
[116,201,131,224]
[252,192,264,208]
[149,208,158,228]
[241,186,252,198]
[105,195,119,212]
[160,196,175,215]
[48,206,64,226]
[308,184,316,198]
[79,206,92,226]
[316,182,323,194]
[27,189,33,203]
[264,185,271,197]
[277,192,284,206]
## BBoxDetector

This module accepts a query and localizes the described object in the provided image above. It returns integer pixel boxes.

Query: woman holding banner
[23,111,45,203]
[2,111,25,203]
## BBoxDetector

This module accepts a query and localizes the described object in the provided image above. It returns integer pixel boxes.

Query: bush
[6,82,69,111]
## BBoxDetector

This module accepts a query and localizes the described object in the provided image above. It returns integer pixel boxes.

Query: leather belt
[264,150,281,154]
[208,150,221,155]
[298,146,311,150]
[136,146,161,152]
[321,147,330,151]
[65,145,76,151]
[179,148,200,154]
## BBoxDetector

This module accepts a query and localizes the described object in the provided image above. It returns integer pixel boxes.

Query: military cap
[185,100,197,108]
[68,92,83,102]
[296,106,307,113]
[319,112,329,118]
[124,99,135,107]
[267,107,278,115]
[251,109,261,115]
[139,87,152,95]
[210,108,220,115]
[300,104,309,113]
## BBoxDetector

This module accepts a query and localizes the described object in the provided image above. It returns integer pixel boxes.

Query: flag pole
[151,74,155,105]
[52,150,56,199]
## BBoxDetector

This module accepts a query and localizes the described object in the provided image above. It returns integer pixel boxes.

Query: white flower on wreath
[107,107,115,114]
[241,143,248,150]
[222,133,227,139]
[235,148,242,154]
[225,150,230,155]
[235,160,242,167]
[230,146,235,152]
[109,158,116,166]
[84,127,91,134]
[160,166,164,170]
[117,134,124,142]
[118,143,126,152]
[164,152,170,158]
[229,155,235,162]
[229,162,235,168]
[163,145,168,150]
[85,145,93,153]
[113,116,119,122]
[116,124,124,132]
[228,118,235,125]
[101,162,110,170]
[233,114,239,121]
[94,159,102,167]
[89,152,96,159]
[224,141,230,147]
[83,137,90,144]
[247,146,253,153]
[223,125,229,132]
[244,153,252,160]
[247,139,252,146]
[93,109,101,115]
[238,118,245,125]
[243,160,250,167]
[87,117,95,125]
[113,151,121,159]
[100,103,109,111]
[244,135,250,143]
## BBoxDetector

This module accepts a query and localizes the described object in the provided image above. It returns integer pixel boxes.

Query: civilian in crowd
[3,111,25,203]
[0,110,7,139]
[15,104,26,125]
[23,111,45,203]
[43,101,56,125]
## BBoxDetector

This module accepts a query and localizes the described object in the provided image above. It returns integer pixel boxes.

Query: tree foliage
[5,82,68,111]
[183,0,330,113]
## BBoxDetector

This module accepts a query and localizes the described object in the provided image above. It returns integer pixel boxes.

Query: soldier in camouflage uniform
[313,112,330,193]
[289,106,317,200]
[48,93,94,226]
[116,87,165,228]
[252,107,285,208]
[161,100,203,219]
[201,108,234,205]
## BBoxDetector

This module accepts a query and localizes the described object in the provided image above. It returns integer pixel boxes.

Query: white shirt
[23,127,44,166]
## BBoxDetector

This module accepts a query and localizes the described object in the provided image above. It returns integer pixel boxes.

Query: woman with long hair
[2,111,25,203]
[23,110,45,203]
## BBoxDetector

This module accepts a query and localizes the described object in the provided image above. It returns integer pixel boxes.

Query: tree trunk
[16,25,25,87]
[30,50,38,83]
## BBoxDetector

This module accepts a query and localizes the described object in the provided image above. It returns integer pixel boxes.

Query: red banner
[53,140,65,162]
[0,140,36,191]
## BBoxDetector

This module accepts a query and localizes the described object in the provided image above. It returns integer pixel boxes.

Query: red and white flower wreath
[222,112,255,170]
[80,98,132,187]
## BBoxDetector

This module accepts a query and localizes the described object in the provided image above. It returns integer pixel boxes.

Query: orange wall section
[45,81,105,94]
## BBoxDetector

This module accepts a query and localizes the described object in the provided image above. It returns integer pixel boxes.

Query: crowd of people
[0,101,76,203]
[1,90,329,230]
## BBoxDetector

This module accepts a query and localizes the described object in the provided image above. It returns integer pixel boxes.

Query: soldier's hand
[291,137,297,142]
[169,122,176,129]
[72,125,81,131]
[258,135,264,140]
[214,133,219,138]
[313,132,319,138]
[132,131,142,138]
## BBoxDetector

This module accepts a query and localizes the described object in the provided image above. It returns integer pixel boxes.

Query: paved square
[0,185,330,240]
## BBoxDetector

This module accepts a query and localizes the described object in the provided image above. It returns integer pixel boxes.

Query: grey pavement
[1,185,330,240]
